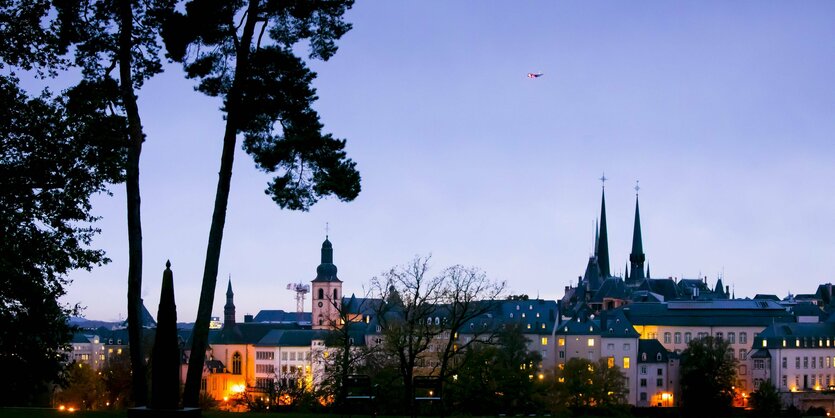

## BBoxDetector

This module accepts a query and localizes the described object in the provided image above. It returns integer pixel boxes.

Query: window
[623,357,630,369]
[828,357,832,368]
[640,392,647,401]
[256,351,275,360]
[559,351,564,359]
[813,357,817,369]
[290,352,296,361]
[607,343,615,350]
[782,375,787,387]
[624,343,631,351]
[739,365,747,375]
[796,357,800,368]
[782,357,787,369]
[716,332,723,340]
[728,332,736,344]
[232,352,242,375]
[558,338,565,346]
[640,378,647,387]
[318,288,324,299]
[607,357,615,368]
[805,357,809,368]
[674,332,681,344]
[657,368,663,376]
[657,378,663,387]
[740,332,747,344]
[740,349,747,360]
[334,289,338,300]
[541,337,548,345]
[664,332,671,344]
[587,338,595,347]
[684,332,692,343]
[754,359,765,369]
[201,378,207,391]
[641,366,647,375]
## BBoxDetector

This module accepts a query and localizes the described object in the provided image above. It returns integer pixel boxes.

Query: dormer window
[641,353,647,361]
[609,328,614,334]
[656,353,662,361]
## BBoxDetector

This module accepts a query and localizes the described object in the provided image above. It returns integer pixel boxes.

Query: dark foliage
[447,324,544,415]
[0,75,125,406]
[679,336,738,417]
[749,379,781,417]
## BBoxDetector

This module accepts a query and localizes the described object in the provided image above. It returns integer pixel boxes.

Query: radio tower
[287,282,310,314]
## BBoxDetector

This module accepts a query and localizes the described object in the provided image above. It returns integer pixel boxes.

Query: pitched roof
[253,310,312,324]
[619,300,793,327]
[638,339,669,363]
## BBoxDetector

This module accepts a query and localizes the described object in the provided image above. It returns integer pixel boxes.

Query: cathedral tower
[628,189,646,284]
[596,179,611,278]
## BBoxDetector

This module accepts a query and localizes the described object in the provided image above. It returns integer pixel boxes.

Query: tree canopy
[163,1,361,406]
[679,336,738,417]
[0,75,125,405]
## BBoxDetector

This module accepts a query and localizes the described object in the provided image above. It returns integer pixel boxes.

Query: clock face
[318,301,323,308]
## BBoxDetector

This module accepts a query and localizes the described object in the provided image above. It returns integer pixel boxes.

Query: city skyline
[58,1,835,321]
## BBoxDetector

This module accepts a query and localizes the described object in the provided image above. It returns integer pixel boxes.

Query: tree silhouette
[680,336,738,417]
[161,1,361,406]
[0,75,124,406]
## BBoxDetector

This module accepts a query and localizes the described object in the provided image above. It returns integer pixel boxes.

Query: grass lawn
[0,409,313,418]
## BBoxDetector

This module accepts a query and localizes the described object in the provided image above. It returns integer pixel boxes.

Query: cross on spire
[599,173,608,188]
[634,180,640,195]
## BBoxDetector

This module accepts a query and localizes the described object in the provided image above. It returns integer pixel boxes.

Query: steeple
[628,187,646,283]
[596,177,611,278]
[314,236,340,282]
[224,277,236,326]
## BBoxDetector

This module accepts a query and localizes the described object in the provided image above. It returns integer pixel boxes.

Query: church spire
[596,175,611,278]
[224,276,235,326]
[629,183,646,283]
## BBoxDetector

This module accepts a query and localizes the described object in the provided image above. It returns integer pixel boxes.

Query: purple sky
[63,1,835,321]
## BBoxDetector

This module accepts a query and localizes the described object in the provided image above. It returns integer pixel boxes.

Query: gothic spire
[629,188,646,282]
[596,177,611,278]
[224,276,235,326]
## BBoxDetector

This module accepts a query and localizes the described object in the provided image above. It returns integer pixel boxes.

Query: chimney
[244,314,254,323]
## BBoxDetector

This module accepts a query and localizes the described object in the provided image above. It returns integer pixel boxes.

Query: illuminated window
[587,338,595,347]
[232,352,242,374]
[762,339,767,347]
[607,357,614,368]
[623,357,630,369]
[558,338,565,346]
[541,337,548,345]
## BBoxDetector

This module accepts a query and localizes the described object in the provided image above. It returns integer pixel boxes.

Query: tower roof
[596,187,611,278]
[313,237,341,282]
[629,193,646,281]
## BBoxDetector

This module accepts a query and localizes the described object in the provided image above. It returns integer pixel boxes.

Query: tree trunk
[182,0,261,407]
[118,0,148,407]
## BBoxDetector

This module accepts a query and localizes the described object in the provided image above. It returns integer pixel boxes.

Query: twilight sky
[62,1,835,321]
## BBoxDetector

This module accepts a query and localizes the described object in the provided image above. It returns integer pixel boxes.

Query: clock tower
[311,236,342,330]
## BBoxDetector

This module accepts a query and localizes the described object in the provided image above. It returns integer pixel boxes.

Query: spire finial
[634,180,640,196]
[165,259,171,269]
[599,173,608,188]
[325,222,329,239]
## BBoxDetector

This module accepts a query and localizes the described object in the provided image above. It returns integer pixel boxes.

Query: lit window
[623,357,630,369]
[541,337,548,345]
[588,338,595,347]
[762,339,767,347]
[558,338,565,347]
[607,357,615,368]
